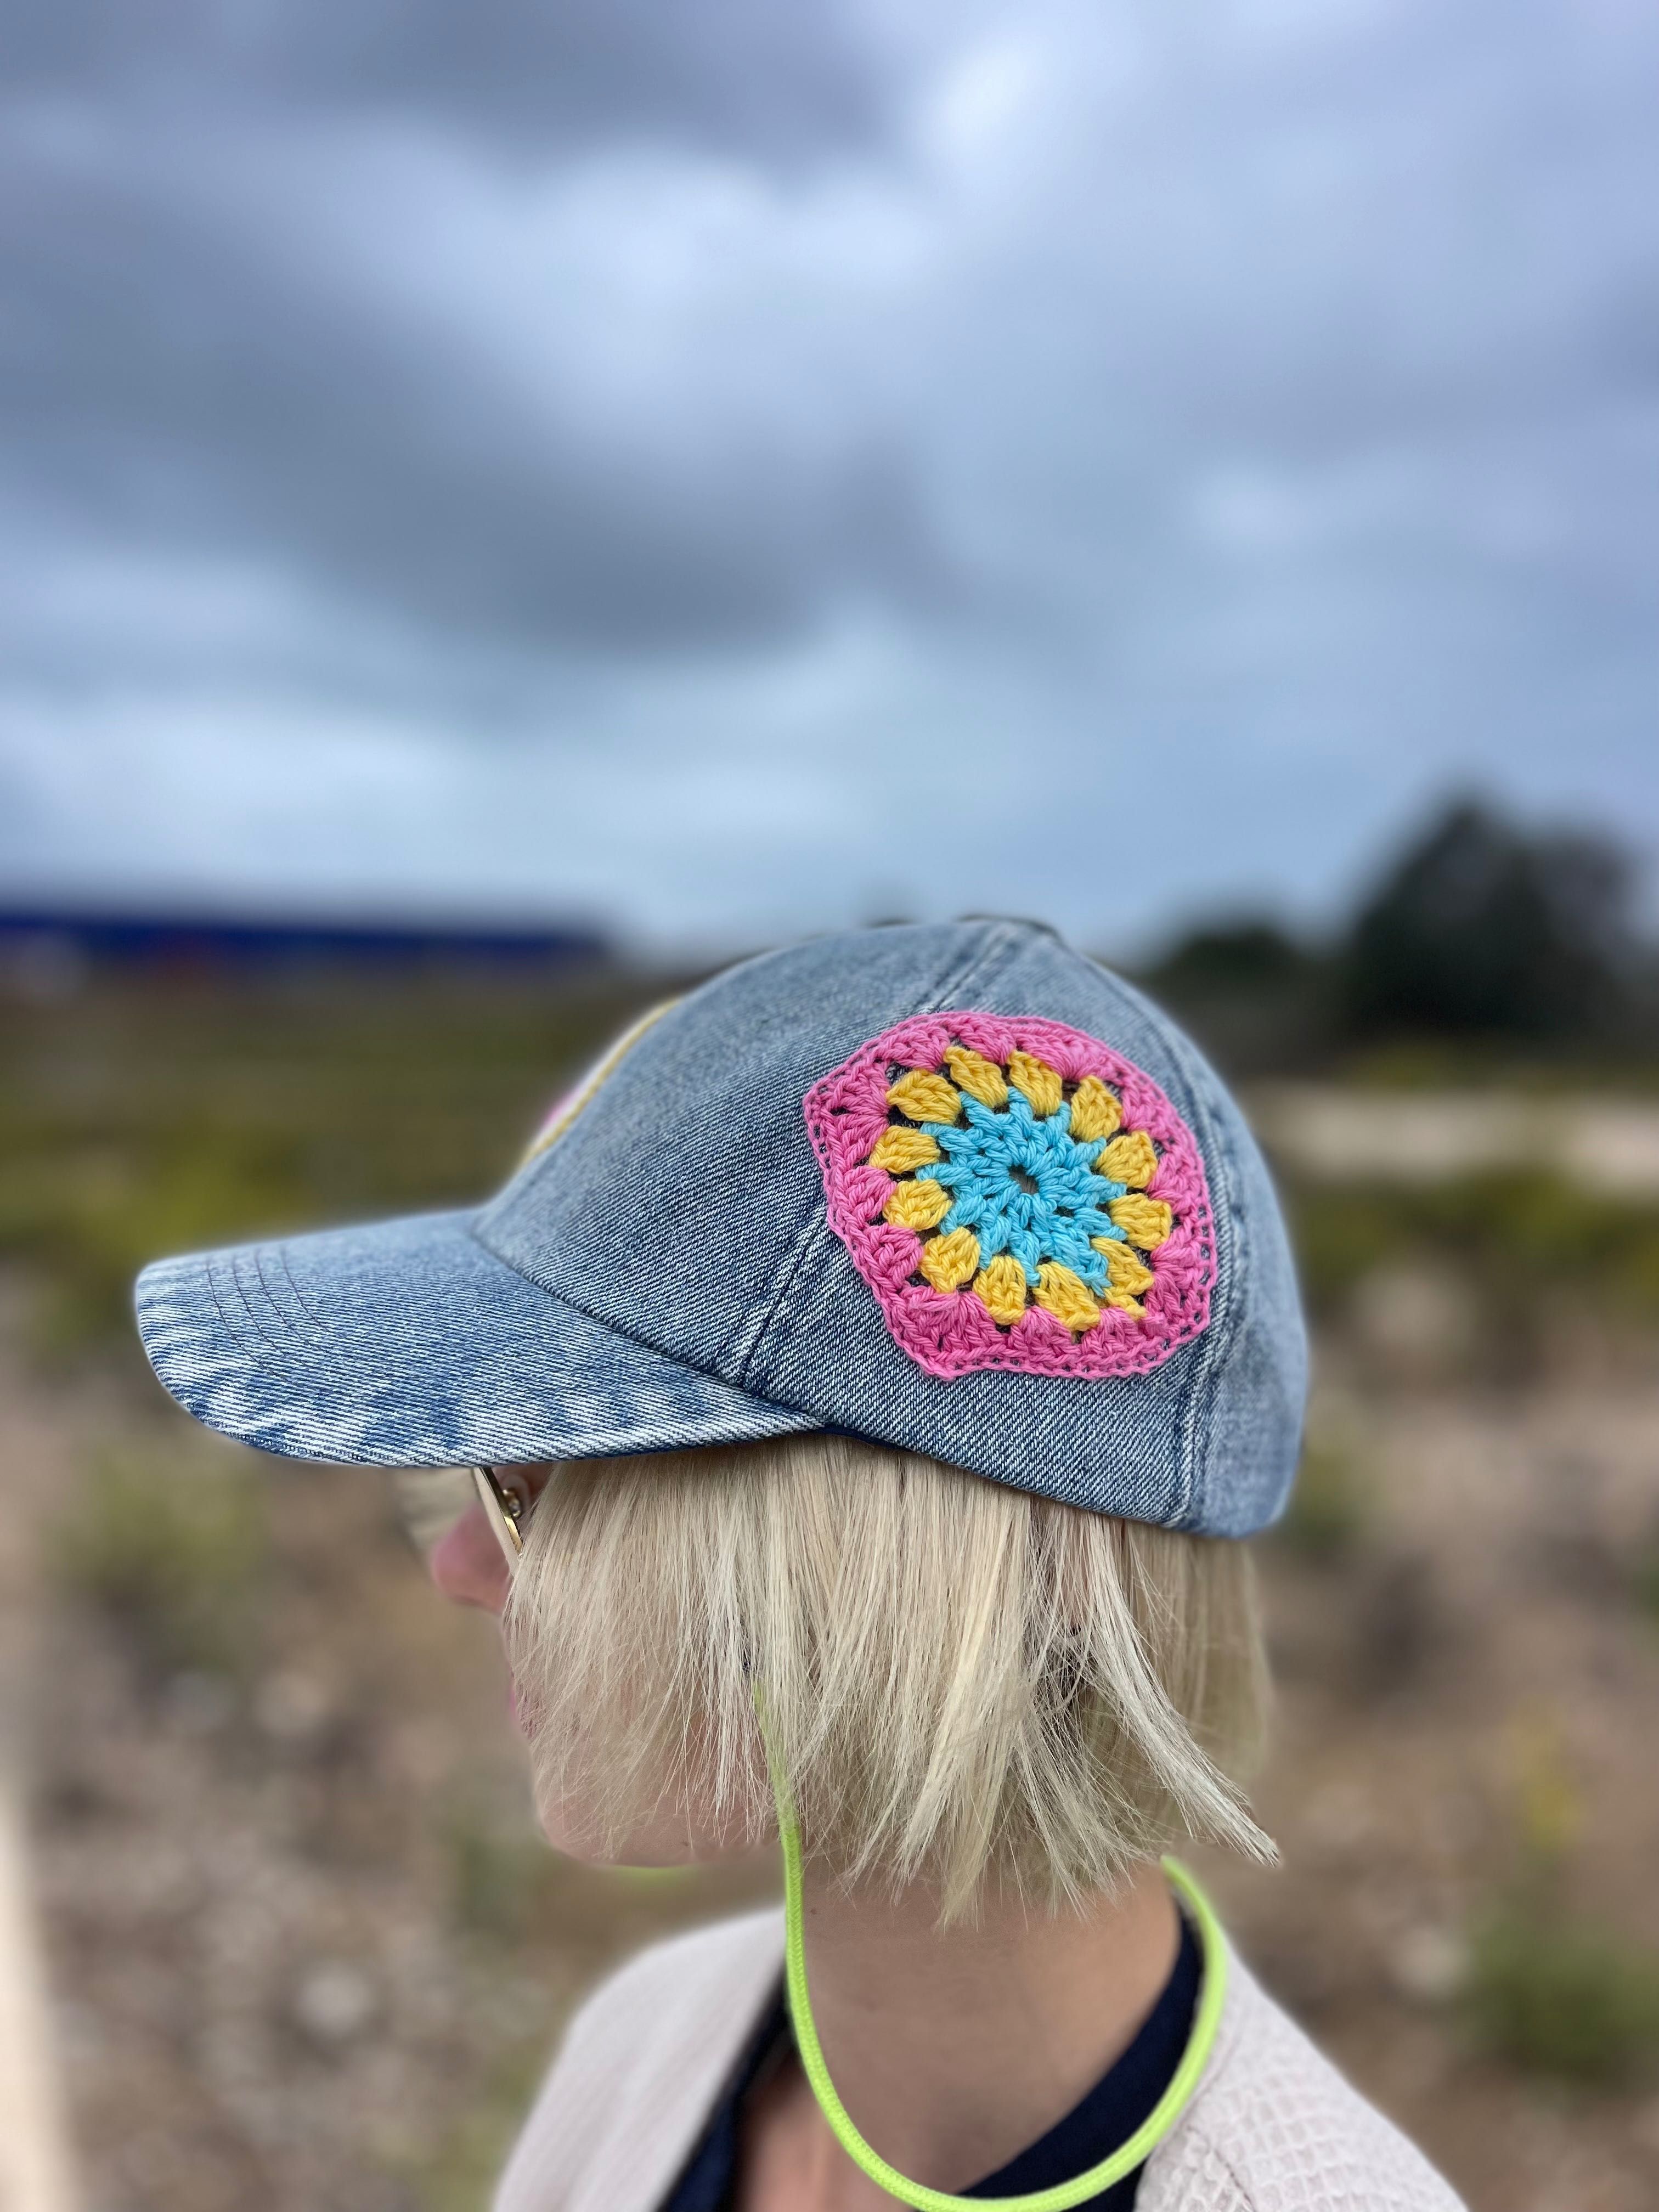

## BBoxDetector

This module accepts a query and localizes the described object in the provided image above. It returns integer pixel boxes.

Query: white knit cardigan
[494,1910,1466,2212]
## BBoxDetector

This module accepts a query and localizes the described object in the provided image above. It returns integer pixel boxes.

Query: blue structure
[0,905,609,975]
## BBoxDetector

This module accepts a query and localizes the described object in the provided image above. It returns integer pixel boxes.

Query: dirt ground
[4,1286,1659,2212]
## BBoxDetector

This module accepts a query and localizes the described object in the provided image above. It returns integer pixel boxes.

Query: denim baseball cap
[134,918,1306,1536]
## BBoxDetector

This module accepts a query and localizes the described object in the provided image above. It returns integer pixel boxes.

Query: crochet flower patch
[804,1013,1215,1379]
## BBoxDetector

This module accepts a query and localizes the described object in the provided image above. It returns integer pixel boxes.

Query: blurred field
[4,969,1659,2212]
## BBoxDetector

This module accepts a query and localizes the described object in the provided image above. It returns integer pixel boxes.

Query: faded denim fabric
[135,918,1306,1534]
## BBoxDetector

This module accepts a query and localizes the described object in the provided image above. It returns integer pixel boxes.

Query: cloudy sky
[2,0,1656,955]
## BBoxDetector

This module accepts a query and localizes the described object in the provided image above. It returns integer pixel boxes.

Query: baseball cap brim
[134,1207,820,1466]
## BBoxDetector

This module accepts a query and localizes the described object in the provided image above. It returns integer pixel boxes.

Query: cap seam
[218,1249,404,1383]
[235,1250,313,1360]
[462,1216,817,1425]
[1175,1188,1239,1529]
[138,1249,362,1396]
[210,1252,292,1366]
[729,919,1035,1393]
[150,1217,544,1395]
[1155,1036,1241,1530]
[269,1243,334,1341]
[1075,963,1240,1528]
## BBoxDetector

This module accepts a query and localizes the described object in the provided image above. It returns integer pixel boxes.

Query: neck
[758,1859,1180,2210]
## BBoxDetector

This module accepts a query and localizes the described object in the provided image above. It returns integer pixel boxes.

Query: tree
[1136,918,1327,1075]
[1339,799,1636,1044]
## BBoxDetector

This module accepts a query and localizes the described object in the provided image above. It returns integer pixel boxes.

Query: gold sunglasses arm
[472,1465,526,1570]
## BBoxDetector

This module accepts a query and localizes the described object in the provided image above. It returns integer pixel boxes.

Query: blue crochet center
[922,1092,1129,1291]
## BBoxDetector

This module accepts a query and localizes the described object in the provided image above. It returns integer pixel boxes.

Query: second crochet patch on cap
[804,1012,1216,1380]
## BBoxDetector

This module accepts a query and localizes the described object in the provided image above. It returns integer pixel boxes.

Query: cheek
[500,1586,761,1870]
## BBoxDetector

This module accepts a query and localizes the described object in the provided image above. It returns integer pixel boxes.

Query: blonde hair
[504,1434,1274,1920]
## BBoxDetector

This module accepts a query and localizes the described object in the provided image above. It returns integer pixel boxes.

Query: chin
[533,1793,741,1869]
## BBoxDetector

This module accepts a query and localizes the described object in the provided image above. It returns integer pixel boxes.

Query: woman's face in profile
[426,1469,733,1869]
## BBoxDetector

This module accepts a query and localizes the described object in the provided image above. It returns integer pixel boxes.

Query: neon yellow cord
[774,1790,1228,2211]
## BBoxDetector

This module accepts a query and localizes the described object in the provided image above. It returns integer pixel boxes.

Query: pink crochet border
[804,1011,1215,1380]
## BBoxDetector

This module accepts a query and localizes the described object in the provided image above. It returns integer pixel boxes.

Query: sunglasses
[390,1463,541,1571]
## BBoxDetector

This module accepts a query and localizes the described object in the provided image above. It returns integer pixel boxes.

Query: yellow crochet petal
[944,1045,1008,1110]
[1103,1289,1147,1319]
[1006,1050,1064,1118]
[1109,1194,1173,1250]
[1098,1130,1158,1189]
[918,1227,980,1294]
[1092,1238,1155,1298]
[885,1069,962,1125]
[973,1254,1029,1327]
[1067,1076,1122,1144]
[1034,1261,1102,1335]
[883,1177,952,1231]
[868,1127,942,1175]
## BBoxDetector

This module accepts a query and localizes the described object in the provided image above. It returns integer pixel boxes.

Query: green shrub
[0,975,651,1355]
[414,2035,559,2212]
[1288,1170,1659,1365]
[444,1802,699,1949]
[1464,1904,1659,2083]
[447,1804,563,1945]
[1277,1435,1372,1561]
[53,1446,267,1675]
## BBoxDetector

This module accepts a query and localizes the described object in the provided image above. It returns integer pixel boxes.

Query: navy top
[661,1910,1203,2212]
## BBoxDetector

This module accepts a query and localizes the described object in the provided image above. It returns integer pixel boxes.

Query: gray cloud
[4,0,888,163]
[0,134,949,656]
[1,0,1656,949]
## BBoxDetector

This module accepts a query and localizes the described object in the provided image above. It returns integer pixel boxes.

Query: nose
[428,1502,512,1615]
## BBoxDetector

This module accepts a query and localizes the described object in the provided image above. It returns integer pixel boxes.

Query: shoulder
[493,1906,785,2212]
[1142,1947,1467,2212]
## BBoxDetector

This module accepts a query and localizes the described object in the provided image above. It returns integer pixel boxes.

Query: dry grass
[5,971,1659,2211]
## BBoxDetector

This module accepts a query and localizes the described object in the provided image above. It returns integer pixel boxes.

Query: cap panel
[518,998,680,1166]
[975,945,1299,1531]
[739,932,1190,1517]
[742,926,1302,1532]
[475,921,1029,1381]
[1093,968,1306,1532]
[741,1293,1193,1520]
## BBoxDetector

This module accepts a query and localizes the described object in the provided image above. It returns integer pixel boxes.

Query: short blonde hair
[505,1434,1274,1920]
